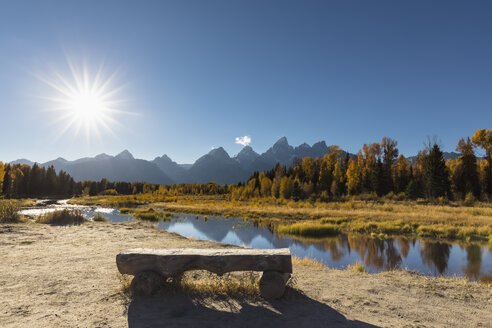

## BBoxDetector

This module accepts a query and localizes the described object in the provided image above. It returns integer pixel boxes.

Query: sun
[38,59,129,141]
[70,90,105,122]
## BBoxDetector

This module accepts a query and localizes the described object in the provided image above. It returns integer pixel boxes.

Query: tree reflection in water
[462,244,482,280]
[159,214,490,280]
[420,242,451,275]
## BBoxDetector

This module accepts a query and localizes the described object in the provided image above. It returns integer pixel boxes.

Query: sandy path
[0,222,490,328]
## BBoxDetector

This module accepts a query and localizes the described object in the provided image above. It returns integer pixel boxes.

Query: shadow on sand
[127,288,380,328]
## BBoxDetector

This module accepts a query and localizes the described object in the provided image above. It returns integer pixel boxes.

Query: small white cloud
[235,136,251,146]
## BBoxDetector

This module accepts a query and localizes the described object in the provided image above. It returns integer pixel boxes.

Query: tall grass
[277,222,340,237]
[92,213,107,222]
[119,272,261,299]
[347,262,367,273]
[36,209,86,225]
[0,201,22,223]
[131,208,171,221]
[292,256,326,268]
[72,195,492,242]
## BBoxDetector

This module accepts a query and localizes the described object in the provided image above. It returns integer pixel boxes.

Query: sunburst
[38,59,130,142]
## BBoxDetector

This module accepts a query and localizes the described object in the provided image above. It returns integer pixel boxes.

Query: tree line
[1,128,490,202]
[229,128,492,202]
[0,161,229,199]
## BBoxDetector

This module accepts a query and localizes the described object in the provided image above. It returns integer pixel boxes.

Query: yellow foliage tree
[279,176,294,199]
[346,158,361,195]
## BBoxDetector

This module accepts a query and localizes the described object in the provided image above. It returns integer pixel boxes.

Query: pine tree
[422,143,451,199]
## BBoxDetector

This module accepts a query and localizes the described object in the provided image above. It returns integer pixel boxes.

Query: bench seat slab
[116,248,292,276]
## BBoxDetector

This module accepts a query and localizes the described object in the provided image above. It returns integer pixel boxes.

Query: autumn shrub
[347,262,366,273]
[92,213,107,222]
[36,209,86,225]
[0,201,22,223]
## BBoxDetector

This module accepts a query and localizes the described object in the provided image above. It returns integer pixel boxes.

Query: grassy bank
[70,195,492,242]
[120,207,172,221]
[35,209,86,225]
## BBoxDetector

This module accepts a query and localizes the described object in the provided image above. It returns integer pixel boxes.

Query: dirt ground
[0,221,491,328]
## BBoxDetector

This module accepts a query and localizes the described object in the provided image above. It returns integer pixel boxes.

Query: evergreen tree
[422,143,451,199]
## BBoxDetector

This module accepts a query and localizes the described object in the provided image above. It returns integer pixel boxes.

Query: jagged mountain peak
[207,147,230,158]
[311,141,330,157]
[297,142,310,149]
[115,149,134,160]
[312,140,328,148]
[237,145,257,155]
[154,154,173,162]
[234,146,260,166]
[270,136,294,158]
[273,136,289,147]
[94,153,112,160]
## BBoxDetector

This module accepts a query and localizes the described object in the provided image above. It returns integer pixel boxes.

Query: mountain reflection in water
[157,214,492,282]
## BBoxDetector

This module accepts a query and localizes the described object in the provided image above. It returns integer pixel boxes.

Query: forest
[0,128,491,203]
[228,128,492,203]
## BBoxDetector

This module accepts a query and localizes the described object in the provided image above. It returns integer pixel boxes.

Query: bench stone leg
[259,271,290,299]
[130,270,164,296]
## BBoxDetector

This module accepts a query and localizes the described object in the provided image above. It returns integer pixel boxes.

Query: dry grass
[118,208,171,222]
[35,209,86,225]
[92,213,107,222]
[347,262,367,273]
[176,272,261,299]
[71,195,492,241]
[277,221,340,237]
[0,201,23,223]
[118,271,261,300]
[292,256,326,268]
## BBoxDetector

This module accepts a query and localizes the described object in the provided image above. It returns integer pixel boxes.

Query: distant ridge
[28,150,173,185]
[8,137,387,185]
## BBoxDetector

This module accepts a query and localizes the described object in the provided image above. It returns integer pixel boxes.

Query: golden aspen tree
[259,174,272,197]
[472,128,492,195]
[346,158,361,195]
[279,176,294,199]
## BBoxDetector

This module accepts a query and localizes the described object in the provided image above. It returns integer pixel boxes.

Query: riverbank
[1,221,490,327]
[71,195,492,242]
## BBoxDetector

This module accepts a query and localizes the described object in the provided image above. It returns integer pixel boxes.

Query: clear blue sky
[1,0,491,163]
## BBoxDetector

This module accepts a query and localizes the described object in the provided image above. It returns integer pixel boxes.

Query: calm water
[19,199,134,223]
[19,200,492,281]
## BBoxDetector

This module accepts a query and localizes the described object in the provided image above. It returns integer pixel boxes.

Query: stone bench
[116,248,292,299]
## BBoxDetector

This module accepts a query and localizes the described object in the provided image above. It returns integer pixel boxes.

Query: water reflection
[420,242,451,275]
[463,245,482,281]
[18,200,134,223]
[158,214,492,281]
[18,201,492,281]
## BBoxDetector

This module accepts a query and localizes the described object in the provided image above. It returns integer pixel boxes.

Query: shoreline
[68,195,492,243]
[1,221,491,327]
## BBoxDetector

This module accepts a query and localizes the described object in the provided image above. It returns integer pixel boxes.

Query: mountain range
[9,137,463,185]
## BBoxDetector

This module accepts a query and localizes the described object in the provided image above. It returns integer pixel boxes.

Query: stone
[259,271,291,299]
[130,270,163,296]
